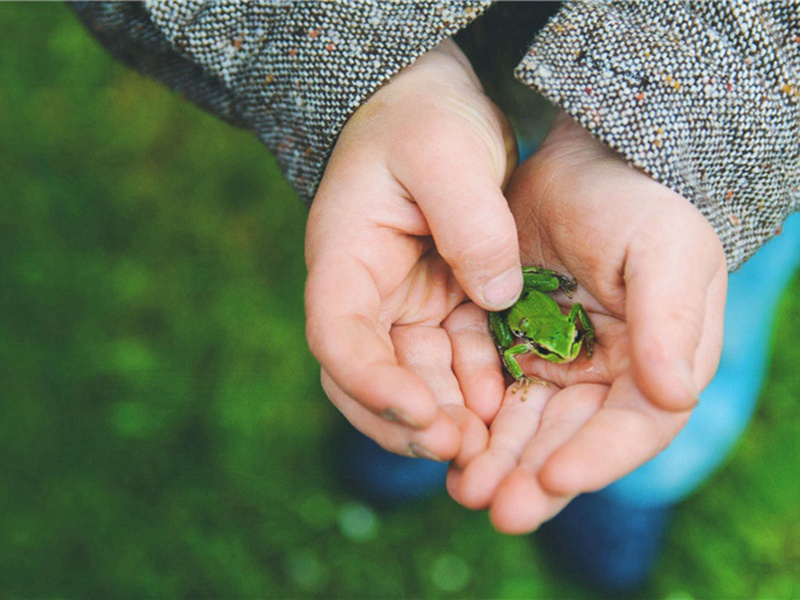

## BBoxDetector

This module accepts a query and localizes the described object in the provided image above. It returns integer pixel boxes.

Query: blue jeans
[605,212,800,507]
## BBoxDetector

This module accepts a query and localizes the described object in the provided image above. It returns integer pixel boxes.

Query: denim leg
[604,213,800,507]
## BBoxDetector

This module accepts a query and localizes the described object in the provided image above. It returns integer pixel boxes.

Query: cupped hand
[304,40,518,464]
[447,113,728,532]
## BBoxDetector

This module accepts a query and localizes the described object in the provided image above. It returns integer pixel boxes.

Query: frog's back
[514,289,560,315]
[507,290,561,331]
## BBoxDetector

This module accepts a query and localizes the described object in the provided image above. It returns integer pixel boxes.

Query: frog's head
[526,320,583,364]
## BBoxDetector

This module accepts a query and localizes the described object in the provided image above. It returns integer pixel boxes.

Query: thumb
[625,206,727,412]
[431,182,522,310]
[402,154,523,311]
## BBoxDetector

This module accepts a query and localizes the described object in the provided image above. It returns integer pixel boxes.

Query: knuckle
[304,314,342,368]
[304,316,329,362]
[442,226,518,272]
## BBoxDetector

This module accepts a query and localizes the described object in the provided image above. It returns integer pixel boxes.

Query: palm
[304,40,520,465]
[447,114,727,533]
[306,173,500,465]
[376,239,465,329]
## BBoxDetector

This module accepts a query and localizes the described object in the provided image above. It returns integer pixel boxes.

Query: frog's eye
[532,342,554,357]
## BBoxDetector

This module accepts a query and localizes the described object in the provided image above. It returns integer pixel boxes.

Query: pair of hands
[304,40,727,533]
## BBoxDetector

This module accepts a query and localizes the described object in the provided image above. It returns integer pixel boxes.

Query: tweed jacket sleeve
[72,1,799,270]
[70,1,492,205]
[517,1,800,270]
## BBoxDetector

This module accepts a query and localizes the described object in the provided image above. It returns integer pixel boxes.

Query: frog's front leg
[489,310,514,351]
[522,266,578,298]
[503,343,549,396]
[568,302,596,358]
[490,312,548,396]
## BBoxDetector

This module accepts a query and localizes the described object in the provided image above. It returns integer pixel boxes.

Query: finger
[693,270,727,384]
[396,134,522,311]
[443,302,507,423]
[445,464,464,502]
[538,373,692,495]
[391,323,489,467]
[306,261,439,428]
[489,472,574,535]
[443,404,489,468]
[391,323,463,408]
[321,369,462,461]
[445,429,489,505]
[489,384,604,533]
[625,210,727,411]
[454,383,557,510]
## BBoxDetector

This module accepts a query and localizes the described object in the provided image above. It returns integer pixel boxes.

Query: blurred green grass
[1,4,799,598]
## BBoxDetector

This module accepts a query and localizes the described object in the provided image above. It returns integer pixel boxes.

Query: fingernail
[483,266,523,310]
[407,443,443,462]
[382,408,420,428]
[678,360,700,407]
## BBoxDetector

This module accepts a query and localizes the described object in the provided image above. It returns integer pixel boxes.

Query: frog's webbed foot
[521,266,577,298]
[511,375,549,401]
[553,273,578,298]
[582,329,596,358]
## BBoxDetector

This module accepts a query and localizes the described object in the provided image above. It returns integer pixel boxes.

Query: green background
[2,4,799,598]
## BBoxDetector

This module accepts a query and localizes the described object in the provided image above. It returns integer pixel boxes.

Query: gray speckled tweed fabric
[518,1,800,270]
[71,1,799,271]
[71,0,491,204]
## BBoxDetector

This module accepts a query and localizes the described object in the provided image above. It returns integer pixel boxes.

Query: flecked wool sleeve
[516,1,800,271]
[70,1,491,204]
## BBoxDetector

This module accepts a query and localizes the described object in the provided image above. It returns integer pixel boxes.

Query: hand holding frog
[447,113,728,532]
[304,40,520,464]
[489,266,595,390]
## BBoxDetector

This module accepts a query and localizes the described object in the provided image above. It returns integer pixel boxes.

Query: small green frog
[489,266,595,391]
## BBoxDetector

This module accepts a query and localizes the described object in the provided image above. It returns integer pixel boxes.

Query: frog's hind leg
[500,343,528,382]
[569,302,596,358]
[489,310,515,350]
[511,374,549,401]
[522,266,577,298]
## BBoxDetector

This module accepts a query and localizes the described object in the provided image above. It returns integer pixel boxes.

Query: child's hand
[447,113,728,531]
[304,40,520,463]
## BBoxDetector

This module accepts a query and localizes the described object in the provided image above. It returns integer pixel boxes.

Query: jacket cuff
[515,1,800,271]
